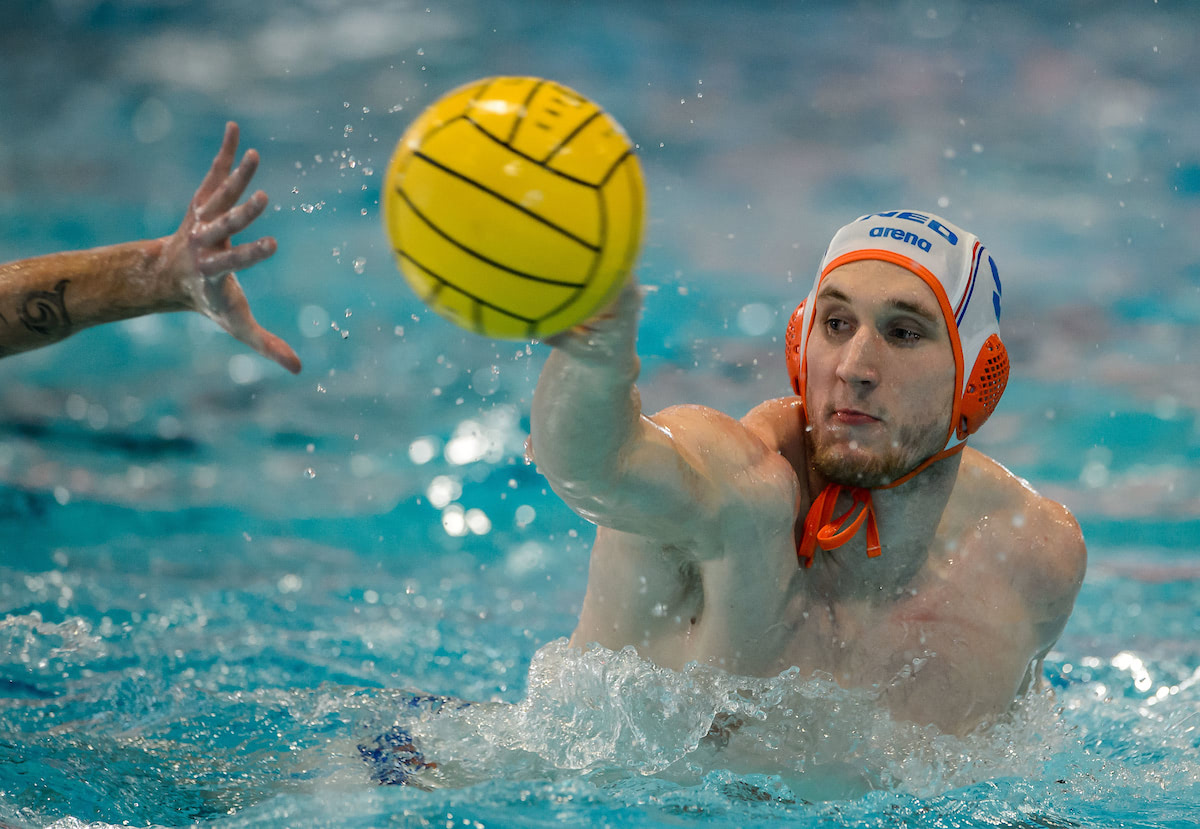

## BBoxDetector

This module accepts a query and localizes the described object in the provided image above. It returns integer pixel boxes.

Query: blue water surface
[2,1,1199,827]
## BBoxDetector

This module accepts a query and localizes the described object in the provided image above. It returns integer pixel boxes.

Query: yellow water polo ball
[382,76,646,339]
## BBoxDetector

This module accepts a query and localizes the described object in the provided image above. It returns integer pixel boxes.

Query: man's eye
[826,318,849,334]
[891,327,922,342]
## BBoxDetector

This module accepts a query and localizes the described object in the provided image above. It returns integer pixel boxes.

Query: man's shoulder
[651,397,801,446]
[649,399,791,469]
[650,401,746,436]
[960,448,1078,530]
[740,396,807,449]
[960,448,1087,607]
[647,399,802,508]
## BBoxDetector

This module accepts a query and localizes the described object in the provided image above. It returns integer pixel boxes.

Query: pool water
[2,1,1199,827]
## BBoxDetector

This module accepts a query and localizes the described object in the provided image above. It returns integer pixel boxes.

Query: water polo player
[529,209,1087,735]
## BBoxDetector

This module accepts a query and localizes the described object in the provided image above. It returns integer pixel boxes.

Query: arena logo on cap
[856,211,959,246]
[868,225,932,252]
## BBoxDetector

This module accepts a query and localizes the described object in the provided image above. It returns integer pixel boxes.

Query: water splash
[0,611,108,677]
[386,639,1072,801]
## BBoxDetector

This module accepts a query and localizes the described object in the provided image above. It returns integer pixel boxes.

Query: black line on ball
[599,150,635,188]
[394,186,590,288]
[406,152,600,254]
[535,196,603,324]
[542,110,602,166]
[417,80,492,148]
[548,85,587,108]
[534,154,640,325]
[506,79,546,146]
[395,247,538,325]
[595,174,609,282]
[455,116,603,189]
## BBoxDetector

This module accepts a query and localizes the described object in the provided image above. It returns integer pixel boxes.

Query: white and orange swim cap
[786,209,1009,453]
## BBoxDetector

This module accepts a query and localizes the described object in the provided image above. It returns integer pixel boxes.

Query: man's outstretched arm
[0,122,300,373]
[530,279,763,547]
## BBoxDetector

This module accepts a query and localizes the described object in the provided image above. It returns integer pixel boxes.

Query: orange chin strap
[796,442,965,568]
[797,484,880,566]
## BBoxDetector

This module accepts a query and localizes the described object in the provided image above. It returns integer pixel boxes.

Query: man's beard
[807,417,948,489]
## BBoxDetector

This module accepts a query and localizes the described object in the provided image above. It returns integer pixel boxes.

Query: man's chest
[772,581,1041,730]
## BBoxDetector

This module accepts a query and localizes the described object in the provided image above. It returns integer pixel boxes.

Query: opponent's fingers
[251,327,303,374]
[205,273,302,374]
[193,122,240,207]
[196,149,260,221]
[193,190,269,248]
[225,320,302,374]
[197,236,277,277]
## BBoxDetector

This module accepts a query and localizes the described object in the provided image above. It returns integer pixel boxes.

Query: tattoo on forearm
[18,279,71,337]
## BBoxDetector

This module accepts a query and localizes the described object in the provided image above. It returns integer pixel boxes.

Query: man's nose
[835,328,880,387]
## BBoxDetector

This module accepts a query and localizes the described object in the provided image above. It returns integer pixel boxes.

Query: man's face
[803,260,957,488]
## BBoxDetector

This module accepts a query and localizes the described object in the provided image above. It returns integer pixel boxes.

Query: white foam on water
[401,638,1072,801]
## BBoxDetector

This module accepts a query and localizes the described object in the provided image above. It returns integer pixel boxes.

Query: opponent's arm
[530,280,751,546]
[0,122,300,372]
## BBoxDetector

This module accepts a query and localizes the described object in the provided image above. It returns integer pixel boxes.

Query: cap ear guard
[785,300,806,396]
[957,333,1009,439]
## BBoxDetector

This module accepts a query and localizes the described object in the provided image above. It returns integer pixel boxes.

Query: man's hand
[161,121,301,373]
[542,276,642,365]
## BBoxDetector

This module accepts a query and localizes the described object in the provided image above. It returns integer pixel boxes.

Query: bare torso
[567,397,1084,734]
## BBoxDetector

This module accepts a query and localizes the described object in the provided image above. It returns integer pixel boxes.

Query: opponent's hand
[162,122,301,373]
[542,276,642,364]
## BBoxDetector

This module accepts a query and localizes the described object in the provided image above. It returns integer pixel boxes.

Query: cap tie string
[796,484,881,568]
[796,442,966,568]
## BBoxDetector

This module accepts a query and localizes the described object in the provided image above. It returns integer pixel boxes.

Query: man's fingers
[193,191,269,248]
[253,328,303,374]
[180,123,297,374]
[205,272,302,374]
[193,122,240,206]
[198,236,277,277]
[544,276,640,340]
[606,276,643,319]
[229,319,302,374]
[196,149,260,222]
